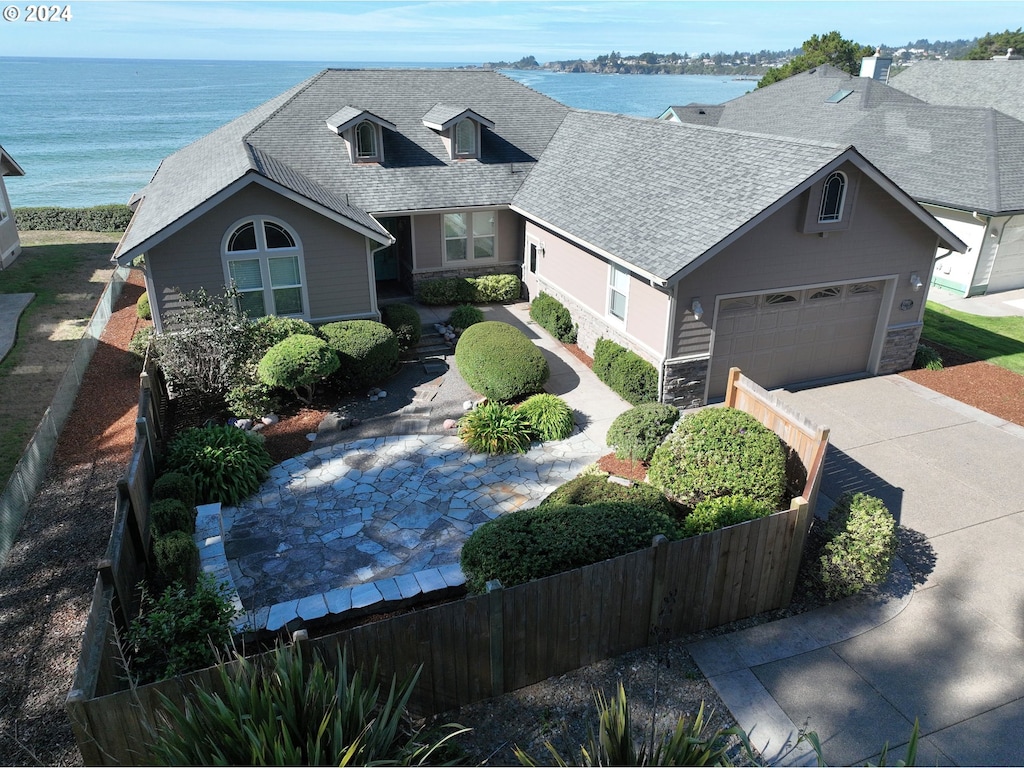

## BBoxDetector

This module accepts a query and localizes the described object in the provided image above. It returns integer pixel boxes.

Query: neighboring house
[113,69,963,406]
[889,59,1024,122]
[0,145,25,269]
[666,63,1024,298]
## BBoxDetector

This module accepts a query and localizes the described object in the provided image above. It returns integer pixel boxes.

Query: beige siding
[147,183,373,328]
[412,208,521,274]
[496,209,521,265]
[412,213,442,270]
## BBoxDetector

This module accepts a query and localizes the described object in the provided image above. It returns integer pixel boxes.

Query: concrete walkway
[688,376,1024,766]
[928,285,1024,317]
[0,293,33,362]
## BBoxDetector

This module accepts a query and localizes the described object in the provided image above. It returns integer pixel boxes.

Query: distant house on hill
[666,62,1024,298]
[113,69,963,405]
[0,145,25,269]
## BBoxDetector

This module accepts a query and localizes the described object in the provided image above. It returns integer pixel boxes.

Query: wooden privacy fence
[67,368,829,766]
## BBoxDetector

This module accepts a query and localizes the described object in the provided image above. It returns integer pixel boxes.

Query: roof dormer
[326,107,397,164]
[422,104,495,160]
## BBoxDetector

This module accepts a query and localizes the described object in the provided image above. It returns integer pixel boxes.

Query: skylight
[825,89,854,104]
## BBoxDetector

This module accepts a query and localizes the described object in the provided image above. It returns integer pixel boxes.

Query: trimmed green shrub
[459,401,534,454]
[529,292,577,343]
[128,327,154,364]
[516,393,575,441]
[455,321,549,401]
[648,407,787,508]
[248,315,316,356]
[126,574,236,684]
[820,493,897,600]
[152,530,199,589]
[257,333,339,403]
[461,502,679,593]
[539,475,677,519]
[136,291,151,320]
[417,277,476,305]
[472,273,521,302]
[165,425,274,506]
[682,494,775,537]
[380,302,422,350]
[449,304,484,330]
[14,204,133,231]
[593,338,625,381]
[152,471,197,509]
[319,320,399,392]
[592,338,658,405]
[151,498,195,537]
[225,379,277,420]
[914,343,943,371]
[606,403,681,463]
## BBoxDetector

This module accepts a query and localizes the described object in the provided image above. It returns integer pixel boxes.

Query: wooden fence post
[647,535,672,644]
[780,497,811,605]
[486,580,504,698]
[724,367,741,408]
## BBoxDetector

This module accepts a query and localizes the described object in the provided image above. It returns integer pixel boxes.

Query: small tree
[758,31,874,87]
[257,334,339,404]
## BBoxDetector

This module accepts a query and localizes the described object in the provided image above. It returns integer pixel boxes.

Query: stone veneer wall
[662,357,709,409]
[878,323,923,375]
[411,264,522,291]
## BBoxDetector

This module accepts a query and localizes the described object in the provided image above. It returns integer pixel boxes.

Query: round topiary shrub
[257,333,339,403]
[151,498,195,537]
[152,530,199,591]
[380,302,422,350]
[648,407,787,508]
[137,291,151,320]
[318,320,399,392]
[516,393,575,441]
[606,403,681,463]
[449,304,484,331]
[165,425,275,506]
[682,494,775,537]
[458,401,533,454]
[819,493,897,600]
[152,471,198,509]
[460,502,679,593]
[538,474,677,519]
[248,316,317,357]
[454,321,549,401]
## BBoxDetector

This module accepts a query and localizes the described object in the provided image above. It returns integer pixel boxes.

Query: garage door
[707,280,885,398]
[985,219,1024,293]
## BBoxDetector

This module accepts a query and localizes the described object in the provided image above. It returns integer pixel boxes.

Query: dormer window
[422,104,494,161]
[326,107,396,164]
[355,121,378,160]
[818,171,847,223]
[454,119,477,157]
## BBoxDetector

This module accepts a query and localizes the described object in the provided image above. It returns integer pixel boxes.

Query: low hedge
[417,274,521,305]
[648,407,787,508]
[593,338,658,405]
[538,475,677,519]
[472,274,521,302]
[606,403,680,462]
[152,530,199,591]
[460,502,680,593]
[151,498,195,537]
[529,293,577,343]
[318,320,399,392]
[14,204,133,231]
[380,303,422,350]
[682,494,775,537]
[454,321,549,401]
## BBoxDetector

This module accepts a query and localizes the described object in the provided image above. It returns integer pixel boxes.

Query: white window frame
[355,120,379,161]
[818,171,847,223]
[443,211,497,264]
[454,118,478,158]
[222,216,308,319]
[608,263,629,321]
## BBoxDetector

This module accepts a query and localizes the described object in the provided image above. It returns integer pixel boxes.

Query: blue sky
[0,1,1018,62]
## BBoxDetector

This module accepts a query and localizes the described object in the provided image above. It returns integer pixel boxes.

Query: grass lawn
[922,302,1024,375]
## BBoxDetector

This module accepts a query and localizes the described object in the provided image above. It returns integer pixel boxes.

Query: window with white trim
[454,119,477,157]
[608,264,629,320]
[355,121,378,160]
[224,217,304,318]
[818,171,847,223]
[443,211,496,262]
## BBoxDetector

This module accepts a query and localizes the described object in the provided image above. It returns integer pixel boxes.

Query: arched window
[355,121,378,159]
[818,171,847,223]
[454,119,476,156]
[223,217,305,318]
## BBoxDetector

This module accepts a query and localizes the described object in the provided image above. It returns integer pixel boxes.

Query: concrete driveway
[689,375,1024,766]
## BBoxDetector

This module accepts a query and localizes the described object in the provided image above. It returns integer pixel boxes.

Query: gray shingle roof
[421,103,494,130]
[889,60,1024,122]
[0,145,24,177]
[512,111,849,282]
[687,64,1024,215]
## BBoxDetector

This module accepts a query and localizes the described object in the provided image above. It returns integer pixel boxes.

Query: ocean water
[1,57,754,208]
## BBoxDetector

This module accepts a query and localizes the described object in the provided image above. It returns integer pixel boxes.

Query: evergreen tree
[963,28,1024,59]
[757,31,875,88]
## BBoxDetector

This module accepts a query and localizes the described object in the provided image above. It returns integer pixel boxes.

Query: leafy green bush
[458,401,534,454]
[592,338,658,405]
[225,379,277,420]
[151,498,195,537]
[449,304,484,330]
[914,343,943,371]
[147,644,466,766]
[529,292,577,343]
[472,273,521,302]
[165,425,274,505]
[257,333,339,404]
[248,315,316,356]
[126,574,237,684]
[417,277,476,305]
[152,530,199,590]
[648,407,787,508]
[128,327,154,365]
[461,502,679,593]
[517,393,575,441]
[136,291,151,320]
[538,475,677,519]
[682,494,775,537]
[380,302,422,350]
[152,471,197,509]
[455,321,549,401]
[14,204,133,231]
[319,320,399,392]
[606,403,681,462]
[819,493,897,600]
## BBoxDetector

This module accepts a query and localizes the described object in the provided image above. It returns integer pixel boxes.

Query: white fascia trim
[327,110,398,135]
[665,353,711,364]
[115,173,390,265]
[511,205,669,288]
[423,110,495,132]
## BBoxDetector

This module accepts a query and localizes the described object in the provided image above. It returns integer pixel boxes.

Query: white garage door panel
[708,282,884,398]
[986,220,1024,293]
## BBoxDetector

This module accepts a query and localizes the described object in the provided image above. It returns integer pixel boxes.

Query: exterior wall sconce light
[910,273,923,291]
[691,298,704,320]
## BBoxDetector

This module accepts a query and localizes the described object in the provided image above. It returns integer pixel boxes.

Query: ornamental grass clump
[165,425,274,505]
[455,321,549,401]
[606,403,681,463]
[913,343,943,371]
[459,401,534,454]
[648,407,787,508]
[819,493,897,600]
[257,333,339,404]
[517,393,575,441]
